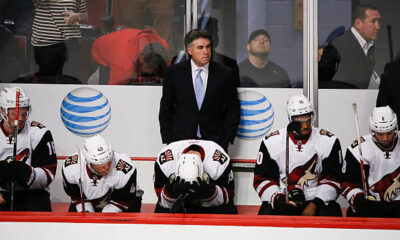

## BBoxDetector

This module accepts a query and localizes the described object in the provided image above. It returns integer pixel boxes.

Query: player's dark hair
[184,29,212,49]
[186,144,202,154]
[352,4,378,24]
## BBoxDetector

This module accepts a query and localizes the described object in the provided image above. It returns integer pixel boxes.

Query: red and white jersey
[154,139,234,209]
[254,127,343,205]
[62,151,143,212]
[342,133,400,202]
[0,120,57,191]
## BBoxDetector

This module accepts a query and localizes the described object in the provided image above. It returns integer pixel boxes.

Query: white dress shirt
[191,60,209,95]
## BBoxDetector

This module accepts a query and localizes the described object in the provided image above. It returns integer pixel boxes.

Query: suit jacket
[159,60,240,148]
[376,59,400,128]
[319,30,374,89]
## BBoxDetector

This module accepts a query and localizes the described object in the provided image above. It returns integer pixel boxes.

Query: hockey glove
[9,161,34,188]
[164,174,189,199]
[353,193,380,217]
[0,160,13,185]
[288,188,306,207]
[272,193,295,215]
[192,173,217,202]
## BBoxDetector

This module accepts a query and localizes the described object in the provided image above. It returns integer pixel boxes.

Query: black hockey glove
[272,193,296,215]
[0,160,13,185]
[9,161,33,187]
[353,194,381,217]
[191,173,217,201]
[288,188,306,207]
[164,174,189,199]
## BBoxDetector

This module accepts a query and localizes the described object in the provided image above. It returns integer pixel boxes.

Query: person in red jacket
[92,28,169,85]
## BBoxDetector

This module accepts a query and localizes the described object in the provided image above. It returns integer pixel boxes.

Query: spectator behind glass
[239,29,290,88]
[91,28,169,85]
[13,42,81,84]
[319,4,381,89]
[119,0,174,54]
[31,0,88,79]
[376,57,400,128]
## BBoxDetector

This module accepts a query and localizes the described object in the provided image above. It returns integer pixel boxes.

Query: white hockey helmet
[369,106,397,133]
[286,94,314,121]
[0,87,31,117]
[82,134,114,165]
[176,153,204,182]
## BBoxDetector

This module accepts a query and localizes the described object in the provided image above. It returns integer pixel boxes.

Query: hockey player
[154,139,236,214]
[0,87,57,211]
[62,135,143,212]
[253,94,343,216]
[342,106,400,217]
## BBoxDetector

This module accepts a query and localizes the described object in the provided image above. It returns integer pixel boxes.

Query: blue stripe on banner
[237,121,273,134]
[60,107,111,122]
[62,99,109,113]
[67,92,103,103]
[64,125,107,136]
[61,115,111,130]
[237,132,268,139]
[239,96,266,106]
[240,112,274,126]
[240,103,272,116]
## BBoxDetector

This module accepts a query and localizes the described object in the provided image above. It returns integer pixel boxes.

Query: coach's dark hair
[352,4,378,24]
[184,29,212,49]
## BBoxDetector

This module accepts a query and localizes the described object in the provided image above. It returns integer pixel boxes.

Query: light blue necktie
[194,68,204,137]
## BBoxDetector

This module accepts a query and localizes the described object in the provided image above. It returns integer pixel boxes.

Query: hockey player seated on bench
[154,139,237,214]
[62,135,143,213]
[253,95,343,216]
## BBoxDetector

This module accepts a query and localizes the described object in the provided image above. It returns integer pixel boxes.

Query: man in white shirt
[319,4,381,89]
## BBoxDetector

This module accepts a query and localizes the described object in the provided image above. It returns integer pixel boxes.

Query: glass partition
[0,0,186,85]
[318,0,400,89]
[193,0,303,88]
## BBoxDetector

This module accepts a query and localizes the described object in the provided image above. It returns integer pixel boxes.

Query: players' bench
[51,202,260,214]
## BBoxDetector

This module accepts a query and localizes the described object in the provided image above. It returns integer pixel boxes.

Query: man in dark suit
[377,58,400,128]
[319,5,381,89]
[159,29,240,150]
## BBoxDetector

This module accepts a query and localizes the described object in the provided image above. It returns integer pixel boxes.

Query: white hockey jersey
[342,133,400,202]
[154,139,234,209]
[0,120,57,191]
[62,151,143,212]
[254,127,343,205]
